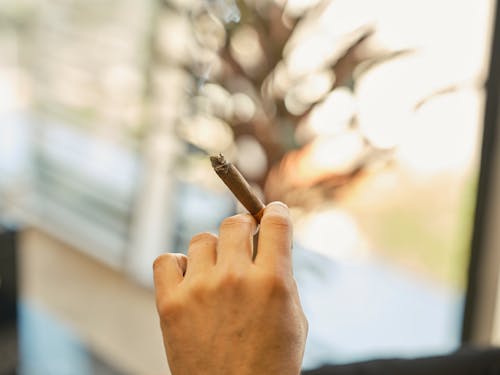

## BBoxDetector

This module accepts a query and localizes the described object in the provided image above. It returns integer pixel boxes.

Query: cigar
[210,154,265,223]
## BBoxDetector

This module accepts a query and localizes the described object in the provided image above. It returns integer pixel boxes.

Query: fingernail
[268,201,288,209]
[265,201,289,215]
[241,213,258,232]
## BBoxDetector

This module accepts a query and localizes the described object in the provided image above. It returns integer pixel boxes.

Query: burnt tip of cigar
[210,153,230,174]
[209,153,265,222]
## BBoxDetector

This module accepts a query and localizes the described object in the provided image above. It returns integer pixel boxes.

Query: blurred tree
[176,0,399,208]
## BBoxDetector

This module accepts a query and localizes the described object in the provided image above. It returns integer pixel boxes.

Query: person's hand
[153,202,308,375]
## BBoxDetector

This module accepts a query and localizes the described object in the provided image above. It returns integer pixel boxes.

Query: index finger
[254,202,292,273]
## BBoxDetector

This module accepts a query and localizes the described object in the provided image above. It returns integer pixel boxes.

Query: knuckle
[258,272,290,298]
[153,253,173,271]
[157,296,182,319]
[189,278,209,298]
[261,213,291,230]
[218,270,245,289]
[189,232,217,247]
[220,214,254,230]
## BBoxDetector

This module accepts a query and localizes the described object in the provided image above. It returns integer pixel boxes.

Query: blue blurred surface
[294,246,462,369]
[19,302,123,375]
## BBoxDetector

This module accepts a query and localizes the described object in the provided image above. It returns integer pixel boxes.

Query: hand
[153,202,308,375]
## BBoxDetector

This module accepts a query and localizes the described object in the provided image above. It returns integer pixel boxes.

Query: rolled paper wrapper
[210,154,265,223]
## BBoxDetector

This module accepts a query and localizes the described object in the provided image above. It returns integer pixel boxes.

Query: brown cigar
[210,154,265,223]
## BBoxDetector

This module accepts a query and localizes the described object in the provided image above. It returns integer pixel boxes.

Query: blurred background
[0,0,499,373]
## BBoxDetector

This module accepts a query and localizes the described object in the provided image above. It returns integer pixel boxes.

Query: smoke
[205,0,241,24]
[193,0,241,92]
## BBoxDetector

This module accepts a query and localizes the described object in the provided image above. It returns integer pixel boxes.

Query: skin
[153,202,308,375]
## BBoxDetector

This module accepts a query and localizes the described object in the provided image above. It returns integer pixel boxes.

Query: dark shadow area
[0,226,18,375]
[303,347,500,375]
